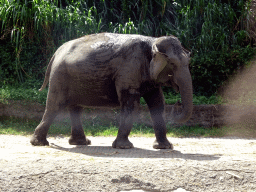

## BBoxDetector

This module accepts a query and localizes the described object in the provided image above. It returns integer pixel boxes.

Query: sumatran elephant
[30,33,193,149]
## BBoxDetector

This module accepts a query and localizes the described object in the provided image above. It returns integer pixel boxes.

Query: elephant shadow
[49,142,221,161]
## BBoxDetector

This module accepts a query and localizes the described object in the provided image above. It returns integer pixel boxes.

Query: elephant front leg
[151,114,173,149]
[143,88,173,149]
[69,106,91,145]
[112,110,134,149]
[112,90,140,149]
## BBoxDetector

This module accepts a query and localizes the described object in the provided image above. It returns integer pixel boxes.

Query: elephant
[30,32,193,149]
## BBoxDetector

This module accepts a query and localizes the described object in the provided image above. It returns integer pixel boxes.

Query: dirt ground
[0,135,255,192]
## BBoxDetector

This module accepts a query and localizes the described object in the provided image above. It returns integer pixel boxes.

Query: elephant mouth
[166,75,179,93]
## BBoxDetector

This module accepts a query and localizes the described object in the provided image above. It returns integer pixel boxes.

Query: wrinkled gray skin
[30,33,193,149]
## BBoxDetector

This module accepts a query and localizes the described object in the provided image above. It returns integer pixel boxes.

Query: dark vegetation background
[0,0,255,97]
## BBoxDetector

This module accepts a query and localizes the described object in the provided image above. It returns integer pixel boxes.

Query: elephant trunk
[171,67,193,123]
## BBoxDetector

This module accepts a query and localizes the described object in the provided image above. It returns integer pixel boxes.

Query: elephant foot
[112,138,134,149]
[30,135,49,146]
[153,139,173,149]
[69,136,91,145]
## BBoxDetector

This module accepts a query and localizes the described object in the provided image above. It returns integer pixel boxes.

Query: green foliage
[167,124,225,137]
[0,40,48,85]
[0,0,255,97]
[0,0,106,84]
[0,83,48,104]
[191,45,255,96]
[171,0,255,96]
[192,94,222,105]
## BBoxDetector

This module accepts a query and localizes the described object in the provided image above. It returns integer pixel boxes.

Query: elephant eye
[169,62,175,66]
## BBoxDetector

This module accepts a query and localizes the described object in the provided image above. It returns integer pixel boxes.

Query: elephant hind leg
[30,109,59,146]
[31,82,68,146]
[68,105,91,145]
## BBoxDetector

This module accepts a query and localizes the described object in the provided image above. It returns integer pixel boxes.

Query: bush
[191,45,256,96]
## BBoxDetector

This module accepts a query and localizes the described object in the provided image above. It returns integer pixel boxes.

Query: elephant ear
[150,44,169,81]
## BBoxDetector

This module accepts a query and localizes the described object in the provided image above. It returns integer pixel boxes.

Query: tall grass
[0,0,105,83]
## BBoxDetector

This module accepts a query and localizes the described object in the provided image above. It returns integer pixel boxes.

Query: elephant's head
[150,36,193,123]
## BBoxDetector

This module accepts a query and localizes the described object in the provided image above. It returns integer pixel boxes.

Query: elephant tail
[39,55,55,91]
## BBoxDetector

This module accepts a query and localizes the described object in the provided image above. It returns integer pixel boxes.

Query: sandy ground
[0,135,255,191]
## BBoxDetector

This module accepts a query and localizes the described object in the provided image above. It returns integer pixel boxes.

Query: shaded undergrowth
[0,85,221,106]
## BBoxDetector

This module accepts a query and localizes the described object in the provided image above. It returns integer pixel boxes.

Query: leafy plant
[170,0,255,96]
[0,84,48,104]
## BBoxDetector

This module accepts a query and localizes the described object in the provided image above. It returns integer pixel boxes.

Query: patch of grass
[0,116,37,135]
[192,95,223,105]
[166,125,225,138]
[0,85,48,105]
[222,124,256,138]
[146,93,222,105]
[142,93,222,105]
[0,116,227,138]
[129,123,155,137]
